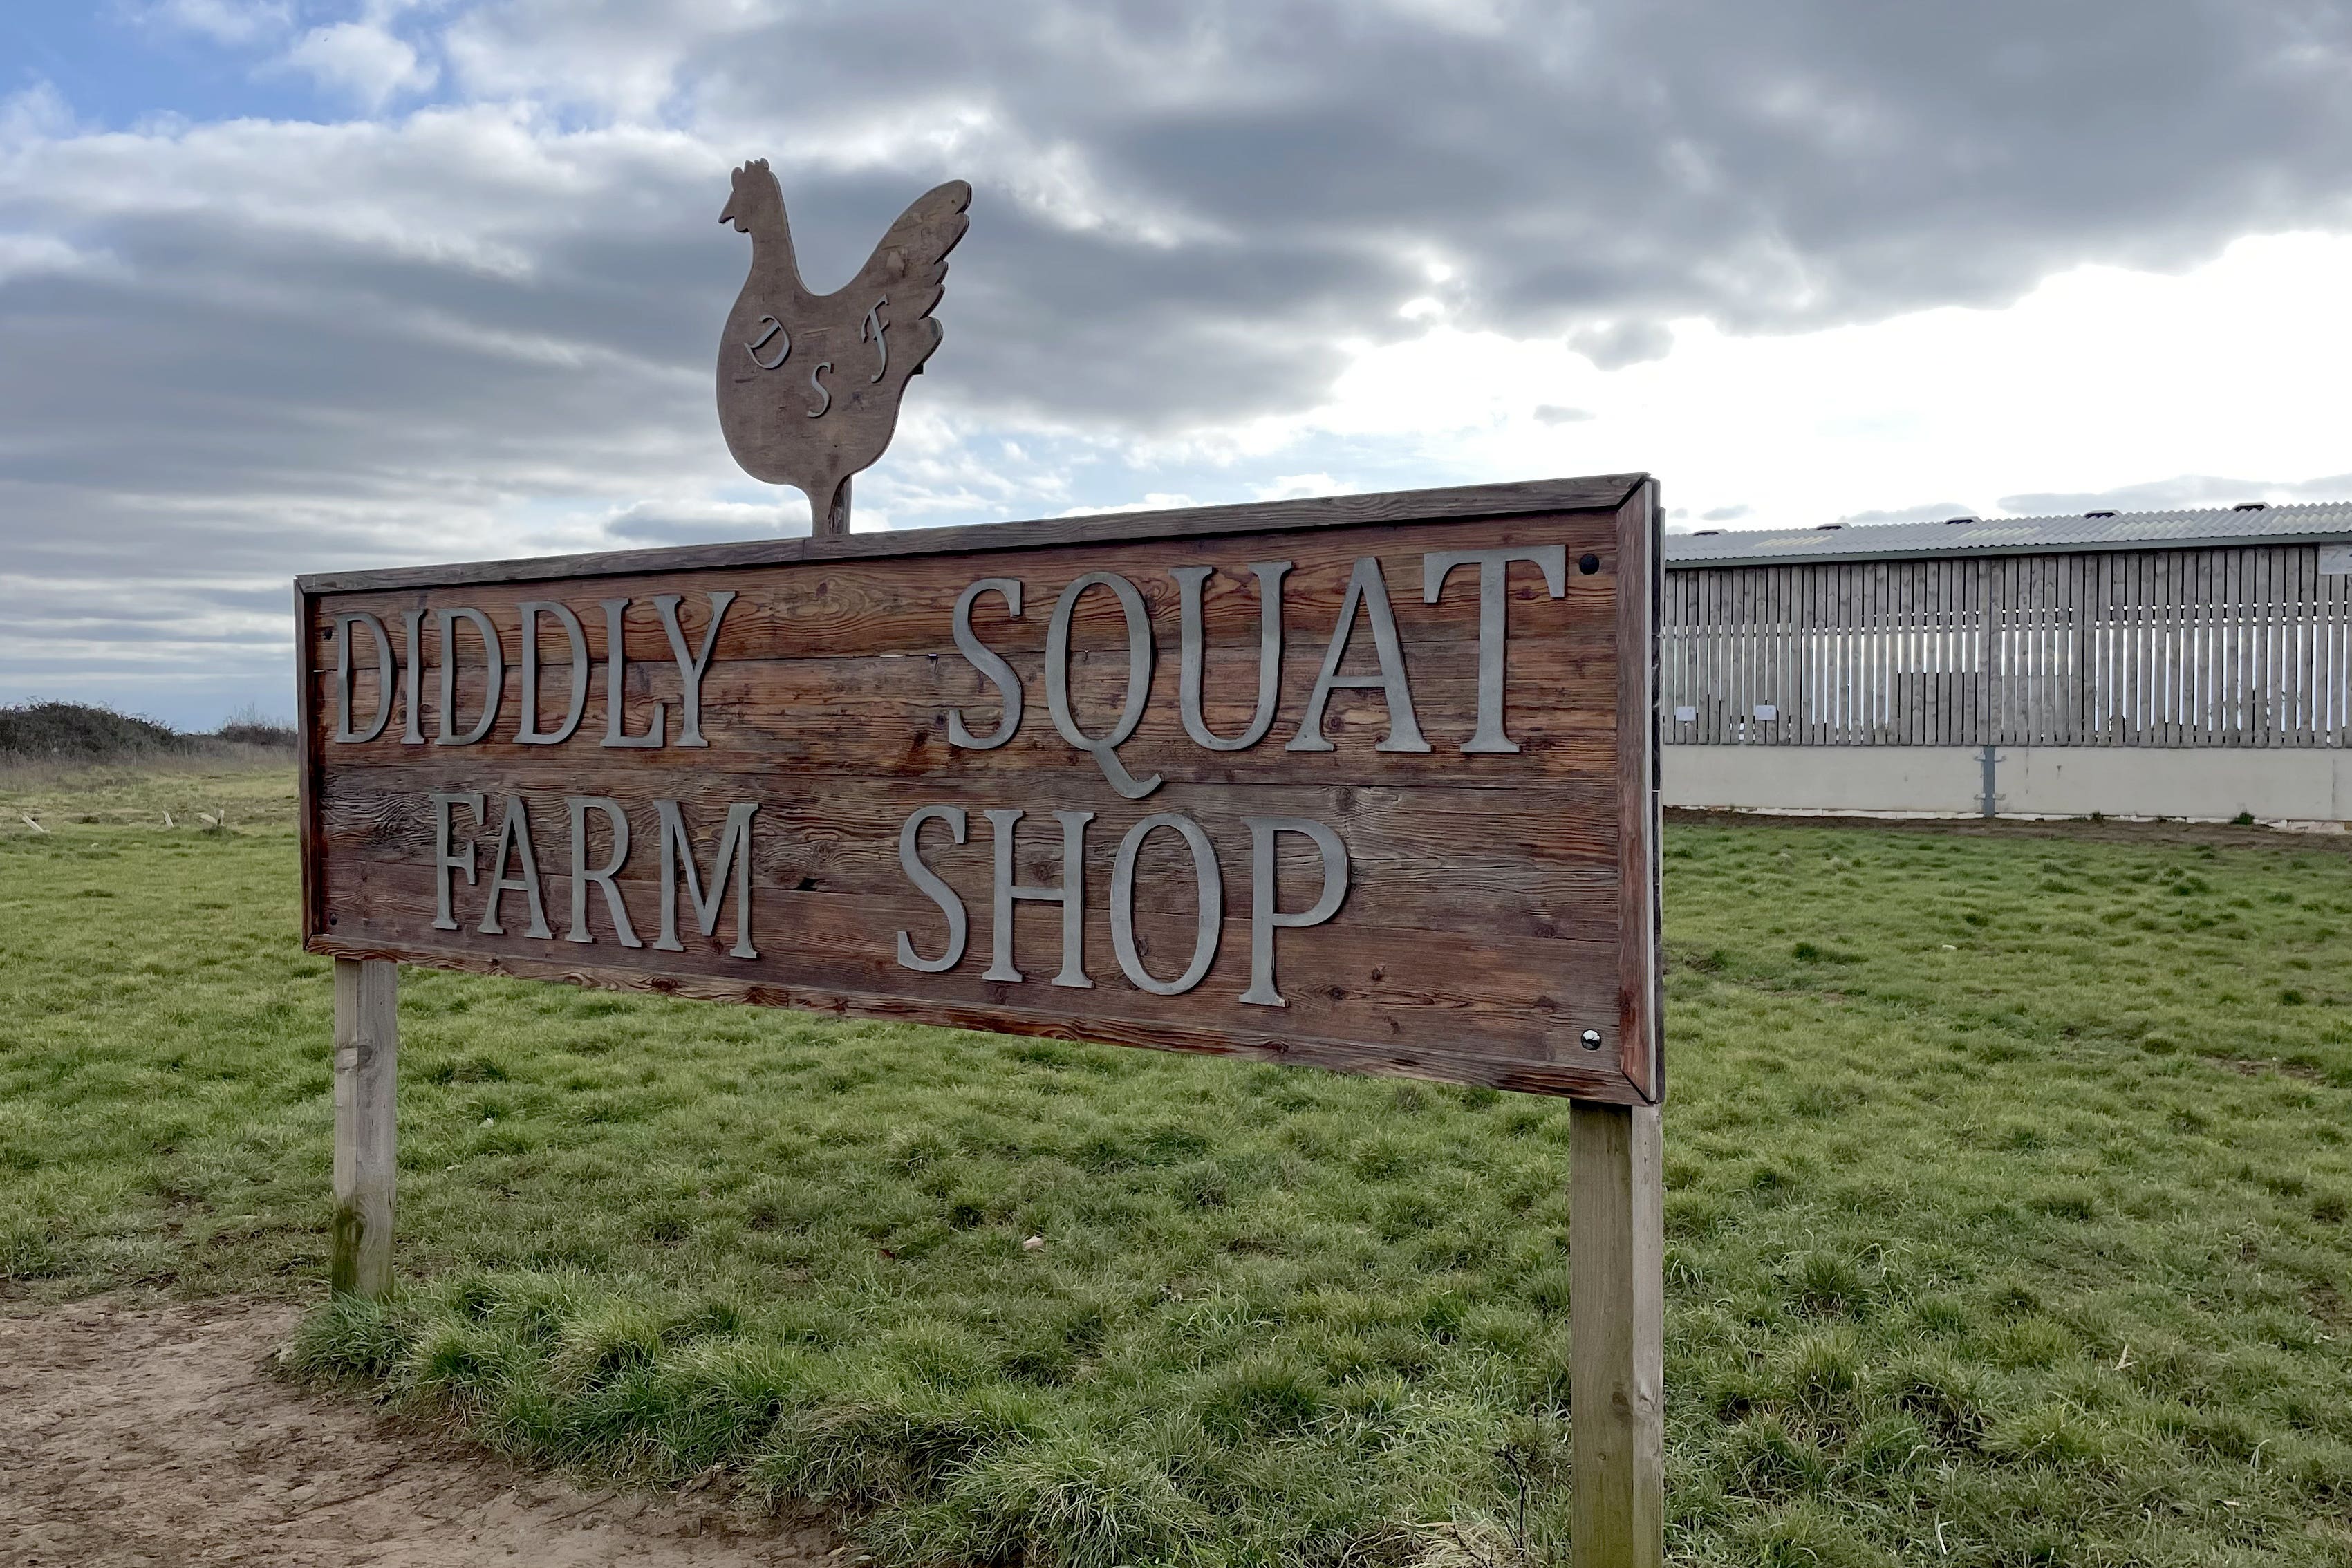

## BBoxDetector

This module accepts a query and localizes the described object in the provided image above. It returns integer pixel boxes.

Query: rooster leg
[812,475,852,539]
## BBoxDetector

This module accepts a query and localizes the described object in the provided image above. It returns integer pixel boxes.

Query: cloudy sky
[8,1,2352,728]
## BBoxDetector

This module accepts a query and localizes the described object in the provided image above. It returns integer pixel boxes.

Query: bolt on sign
[297,476,1661,1103]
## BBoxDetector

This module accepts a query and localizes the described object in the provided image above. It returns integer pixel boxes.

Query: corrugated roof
[1664,501,2352,567]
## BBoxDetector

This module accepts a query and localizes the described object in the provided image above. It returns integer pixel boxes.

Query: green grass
[0,750,297,832]
[3,770,2350,1566]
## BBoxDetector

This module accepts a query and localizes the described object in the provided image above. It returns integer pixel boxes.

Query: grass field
[3,765,2349,1566]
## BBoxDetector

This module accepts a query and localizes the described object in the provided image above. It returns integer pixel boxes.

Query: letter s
[949,579,1024,749]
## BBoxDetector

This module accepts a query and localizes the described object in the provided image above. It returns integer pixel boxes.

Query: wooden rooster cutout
[717,160,971,535]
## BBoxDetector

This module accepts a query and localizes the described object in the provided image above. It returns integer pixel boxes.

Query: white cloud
[1061,492,1200,516]
[1289,230,2352,531]
[0,232,118,284]
[0,84,76,144]
[1253,473,1338,501]
[279,21,438,108]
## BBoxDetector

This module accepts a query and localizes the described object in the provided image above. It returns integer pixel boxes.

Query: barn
[1659,503,2352,821]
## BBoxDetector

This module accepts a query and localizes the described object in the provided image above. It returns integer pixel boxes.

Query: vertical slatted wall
[1661,545,2352,746]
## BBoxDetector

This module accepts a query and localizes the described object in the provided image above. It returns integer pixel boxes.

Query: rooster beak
[719,198,737,229]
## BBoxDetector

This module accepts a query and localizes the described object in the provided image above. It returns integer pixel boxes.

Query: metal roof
[1663,501,2352,567]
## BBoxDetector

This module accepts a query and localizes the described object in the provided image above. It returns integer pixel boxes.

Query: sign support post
[1570,1098,1665,1567]
[330,955,399,1300]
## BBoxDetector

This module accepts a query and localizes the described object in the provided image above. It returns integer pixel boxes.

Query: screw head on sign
[1580,1029,1603,1049]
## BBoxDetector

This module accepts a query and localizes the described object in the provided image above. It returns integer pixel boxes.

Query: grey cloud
[605,498,805,544]
[1995,474,2352,515]
[1570,320,1675,370]
[572,0,2352,413]
[0,117,752,720]
[1700,504,1749,521]
[417,0,2352,429]
[15,0,2352,719]
[1532,405,1593,424]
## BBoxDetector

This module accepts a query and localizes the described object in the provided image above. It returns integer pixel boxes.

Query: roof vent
[1945,516,1977,525]
[2232,501,2268,512]
[1815,523,1845,531]
[1692,529,1722,536]
[2085,510,2116,518]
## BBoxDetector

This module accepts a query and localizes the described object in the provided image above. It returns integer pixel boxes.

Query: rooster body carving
[717,160,970,534]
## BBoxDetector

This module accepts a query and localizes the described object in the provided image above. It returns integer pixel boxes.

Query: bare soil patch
[0,1298,846,1568]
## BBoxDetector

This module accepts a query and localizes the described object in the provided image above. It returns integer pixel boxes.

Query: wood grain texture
[302,516,1627,668]
[1570,1099,1665,1568]
[330,956,398,1300]
[299,477,1662,1104]
[295,584,325,944]
[1614,482,1661,1101]
[295,476,1648,594]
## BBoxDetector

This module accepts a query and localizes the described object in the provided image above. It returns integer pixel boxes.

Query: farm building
[1659,502,2352,821]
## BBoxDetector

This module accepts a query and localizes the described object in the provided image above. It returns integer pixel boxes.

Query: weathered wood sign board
[297,474,1661,1103]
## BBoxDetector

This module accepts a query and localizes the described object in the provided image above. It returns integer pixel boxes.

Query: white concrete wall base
[1663,745,2352,823]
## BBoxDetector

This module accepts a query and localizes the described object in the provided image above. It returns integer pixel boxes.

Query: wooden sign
[301,472,1669,1565]
[716,160,970,536]
[295,475,1661,1105]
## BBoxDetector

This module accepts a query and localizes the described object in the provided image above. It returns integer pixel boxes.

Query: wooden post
[817,474,852,539]
[1571,1097,1664,1568]
[331,956,399,1300]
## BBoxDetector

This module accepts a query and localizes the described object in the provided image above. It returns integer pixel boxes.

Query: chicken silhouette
[716,160,970,535]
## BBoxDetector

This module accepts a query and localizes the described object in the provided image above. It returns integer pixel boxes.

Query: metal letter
[896,804,969,973]
[1422,545,1567,754]
[434,607,503,746]
[1045,572,1162,799]
[1110,812,1222,996]
[429,790,485,931]
[601,597,666,747]
[515,600,590,745]
[566,795,640,947]
[745,315,789,370]
[478,796,552,940]
[948,578,1024,749]
[651,590,736,748]
[983,808,1094,988]
[654,799,760,959]
[1287,558,1428,753]
[331,611,395,744]
[1173,561,1290,752]
[807,361,832,418]
[399,610,425,743]
[1239,816,1350,1007]
[863,297,889,382]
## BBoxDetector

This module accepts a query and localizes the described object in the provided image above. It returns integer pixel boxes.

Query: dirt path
[0,1299,847,1568]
